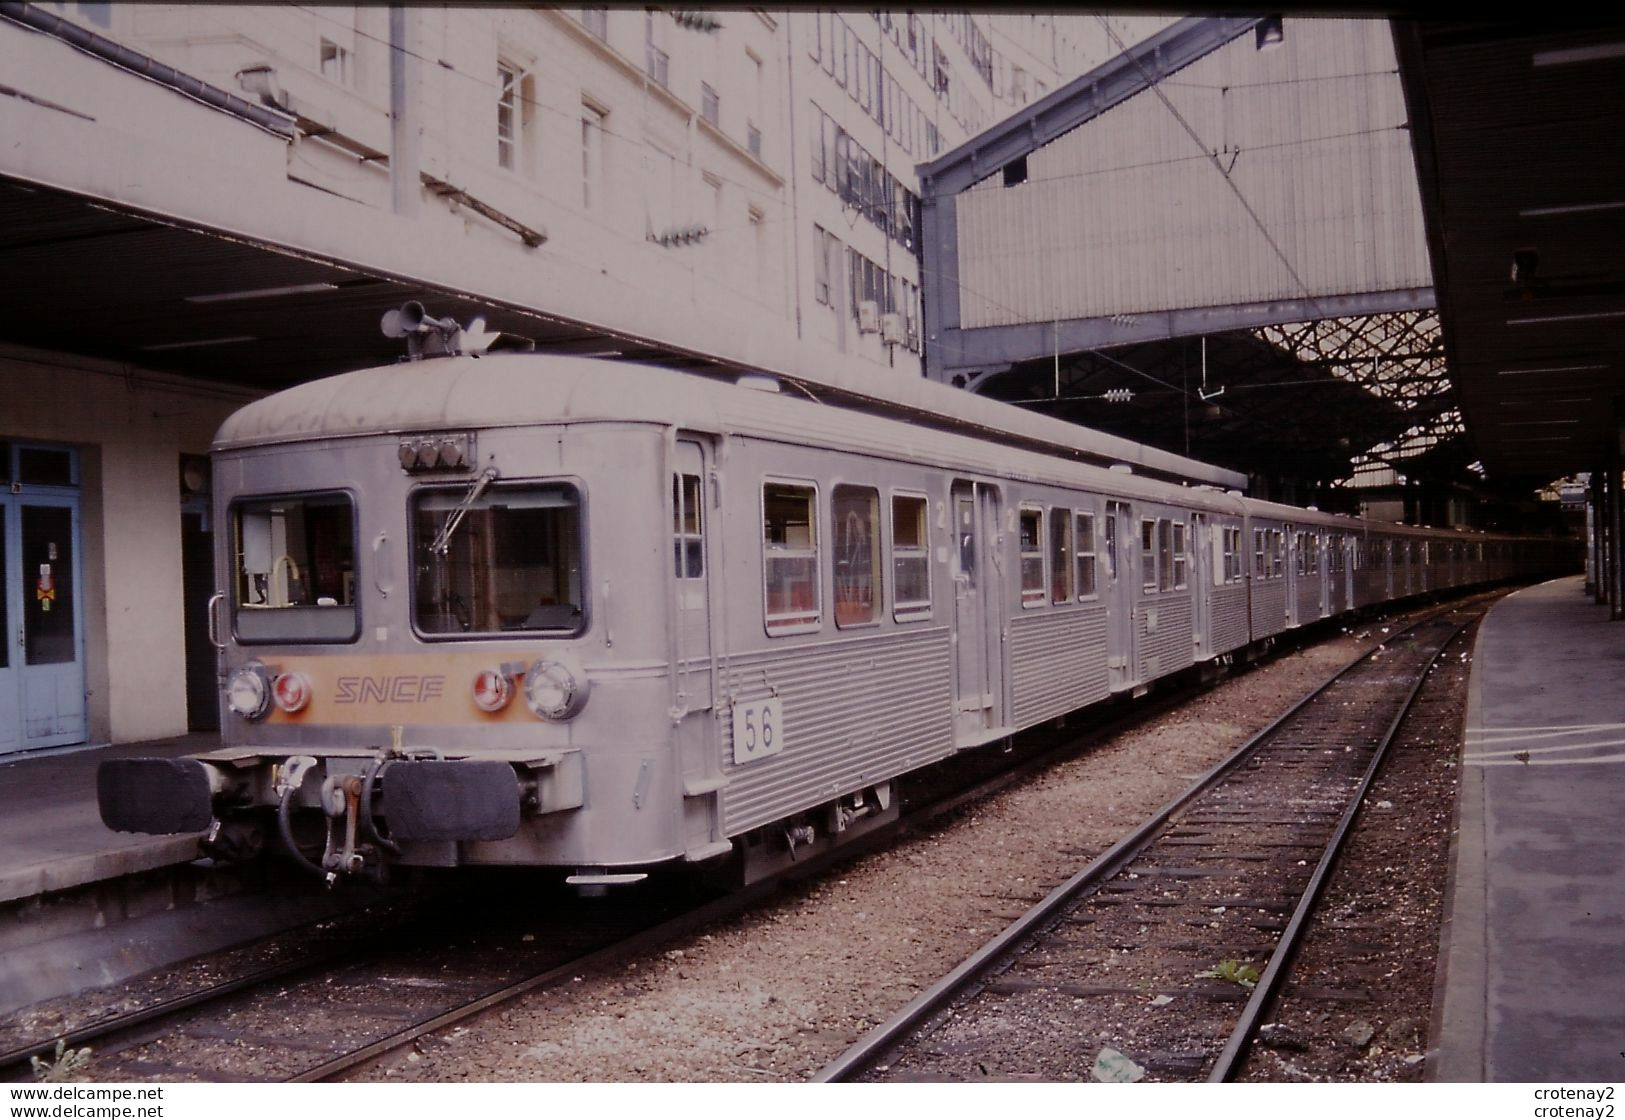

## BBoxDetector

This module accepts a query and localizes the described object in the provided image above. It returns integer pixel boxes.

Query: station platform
[0,732,210,904]
[1435,574,1625,1082]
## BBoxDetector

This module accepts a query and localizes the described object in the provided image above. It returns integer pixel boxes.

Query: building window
[746,120,762,160]
[645,11,669,88]
[813,225,833,306]
[832,485,880,628]
[1075,512,1097,598]
[496,62,520,169]
[1049,508,1073,604]
[579,8,608,40]
[891,493,930,621]
[581,103,605,210]
[749,206,766,289]
[701,82,719,126]
[319,39,350,84]
[763,481,819,634]
[1019,507,1045,607]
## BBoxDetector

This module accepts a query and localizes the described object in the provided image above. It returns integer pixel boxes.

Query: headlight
[225,665,272,721]
[523,655,590,721]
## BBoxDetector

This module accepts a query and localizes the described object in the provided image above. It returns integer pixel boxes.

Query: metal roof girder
[932,290,1438,381]
[914,17,1261,201]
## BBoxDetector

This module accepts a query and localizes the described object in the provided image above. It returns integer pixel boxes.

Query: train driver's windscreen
[231,493,358,643]
[411,483,584,636]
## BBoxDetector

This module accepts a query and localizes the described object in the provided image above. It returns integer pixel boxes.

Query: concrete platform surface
[0,733,212,903]
[1436,575,1625,1082]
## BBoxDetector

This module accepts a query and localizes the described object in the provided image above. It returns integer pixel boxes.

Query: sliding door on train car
[1191,513,1212,659]
[949,481,1005,743]
[1104,500,1136,691]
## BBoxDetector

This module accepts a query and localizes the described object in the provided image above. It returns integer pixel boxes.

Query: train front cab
[98,417,747,884]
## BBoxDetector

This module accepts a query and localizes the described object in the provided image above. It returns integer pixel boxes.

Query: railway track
[0,633,1241,1084]
[814,604,1482,1083]
[3,597,1485,1084]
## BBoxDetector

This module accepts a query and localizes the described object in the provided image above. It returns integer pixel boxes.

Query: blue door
[0,444,87,755]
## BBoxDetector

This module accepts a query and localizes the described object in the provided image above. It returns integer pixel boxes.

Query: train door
[1283,523,1298,627]
[1104,500,1135,690]
[1318,533,1331,618]
[671,440,712,714]
[0,486,87,756]
[1191,512,1212,659]
[950,482,1005,741]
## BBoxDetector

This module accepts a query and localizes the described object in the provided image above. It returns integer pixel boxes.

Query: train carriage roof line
[214,353,1248,491]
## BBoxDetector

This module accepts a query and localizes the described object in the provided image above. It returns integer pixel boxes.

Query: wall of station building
[3,6,1162,387]
[2,344,250,746]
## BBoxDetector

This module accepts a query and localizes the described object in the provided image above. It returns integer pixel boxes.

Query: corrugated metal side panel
[1209,584,1250,654]
[955,18,1430,330]
[1250,579,1287,637]
[1296,576,1325,621]
[1009,607,1111,727]
[718,628,953,835]
[1136,595,1194,679]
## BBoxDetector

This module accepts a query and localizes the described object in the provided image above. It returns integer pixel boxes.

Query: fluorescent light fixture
[1533,41,1625,67]
[140,335,257,351]
[1496,419,1581,426]
[1494,363,1608,375]
[1519,200,1625,218]
[185,283,338,303]
[1498,398,1592,406]
[1506,310,1625,325]
[1503,435,1576,443]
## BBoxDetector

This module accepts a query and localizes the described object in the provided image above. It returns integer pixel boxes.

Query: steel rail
[1205,613,1473,1081]
[811,609,1468,1083]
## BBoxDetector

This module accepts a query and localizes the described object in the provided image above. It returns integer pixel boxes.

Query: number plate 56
[731,697,784,765]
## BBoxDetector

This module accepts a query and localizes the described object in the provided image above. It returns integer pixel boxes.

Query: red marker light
[273,672,312,713]
[473,668,513,713]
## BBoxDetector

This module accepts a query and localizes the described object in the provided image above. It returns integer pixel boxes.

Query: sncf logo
[334,675,448,704]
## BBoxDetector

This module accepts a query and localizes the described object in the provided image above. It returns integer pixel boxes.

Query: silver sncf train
[97,353,1572,886]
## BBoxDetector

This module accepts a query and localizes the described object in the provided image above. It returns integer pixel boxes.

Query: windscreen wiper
[430,467,499,556]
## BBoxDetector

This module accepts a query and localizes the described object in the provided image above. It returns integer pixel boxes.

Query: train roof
[213,353,1247,490]
[214,353,1254,513]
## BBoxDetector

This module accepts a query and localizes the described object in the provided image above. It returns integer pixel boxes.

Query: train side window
[1170,520,1187,590]
[763,481,820,634]
[1253,529,1266,579]
[232,492,358,643]
[1074,511,1097,599]
[1271,530,1284,578]
[673,473,703,579]
[1049,507,1072,604]
[1155,518,1175,592]
[1019,506,1045,607]
[891,493,931,622]
[832,484,881,628]
[1222,526,1242,584]
[1141,518,1157,591]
